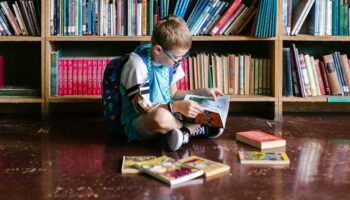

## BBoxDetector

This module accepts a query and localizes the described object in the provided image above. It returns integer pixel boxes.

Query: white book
[291,0,316,35]
[325,0,332,35]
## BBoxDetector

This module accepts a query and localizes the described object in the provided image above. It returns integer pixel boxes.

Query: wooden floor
[0,113,349,200]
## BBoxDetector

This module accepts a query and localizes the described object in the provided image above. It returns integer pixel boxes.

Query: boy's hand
[200,88,224,100]
[173,100,204,118]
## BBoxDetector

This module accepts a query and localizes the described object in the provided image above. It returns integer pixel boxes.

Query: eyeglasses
[163,49,190,67]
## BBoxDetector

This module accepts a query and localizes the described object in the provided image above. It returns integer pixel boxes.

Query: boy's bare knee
[149,108,177,132]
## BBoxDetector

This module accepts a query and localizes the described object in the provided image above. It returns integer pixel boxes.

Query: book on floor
[183,94,230,128]
[134,156,204,185]
[236,130,286,149]
[179,155,230,177]
[121,156,156,174]
[238,151,290,165]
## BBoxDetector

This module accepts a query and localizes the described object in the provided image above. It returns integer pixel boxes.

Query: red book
[72,59,78,95]
[67,59,73,95]
[319,61,331,95]
[0,55,4,87]
[228,55,235,94]
[87,59,93,95]
[83,59,88,95]
[236,130,286,149]
[92,58,98,95]
[97,58,103,95]
[314,59,326,95]
[209,0,242,35]
[77,58,83,95]
[62,58,68,95]
[58,59,64,96]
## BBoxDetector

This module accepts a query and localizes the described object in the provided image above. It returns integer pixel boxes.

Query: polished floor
[0,114,349,200]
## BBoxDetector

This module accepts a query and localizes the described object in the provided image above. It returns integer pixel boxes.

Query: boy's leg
[133,107,182,140]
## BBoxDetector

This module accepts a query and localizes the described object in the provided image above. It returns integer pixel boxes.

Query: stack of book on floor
[121,155,230,186]
[236,130,290,165]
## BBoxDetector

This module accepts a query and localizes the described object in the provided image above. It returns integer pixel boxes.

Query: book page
[184,95,230,127]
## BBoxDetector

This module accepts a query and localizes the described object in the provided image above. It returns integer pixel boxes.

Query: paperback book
[121,156,156,174]
[134,156,204,185]
[180,155,230,177]
[236,130,286,149]
[238,151,290,165]
[183,94,230,128]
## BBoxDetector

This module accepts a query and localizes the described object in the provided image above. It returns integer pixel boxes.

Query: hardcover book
[238,151,290,165]
[236,130,286,149]
[179,155,230,177]
[134,156,204,185]
[183,94,230,128]
[121,156,156,174]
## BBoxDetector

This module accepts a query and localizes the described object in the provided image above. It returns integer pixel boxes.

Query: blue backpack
[102,54,130,135]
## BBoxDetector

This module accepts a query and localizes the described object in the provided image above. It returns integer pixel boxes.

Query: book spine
[283,48,293,96]
[72,58,78,95]
[299,54,312,96]
[323,54,342,95]
[77,58,83,95]
[67,58,73,95]
[51,51,58,96]
[304,54,317,96]
[319,61,331,95]
[314,59,326,95]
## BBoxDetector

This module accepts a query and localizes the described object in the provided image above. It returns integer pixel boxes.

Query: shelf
[230,95,276,102]
[47,36,151,41]
[0,97,42,103]
[47,95,275,103]
[47,35,276,42]
[282,35,350,41]
[48,96,101,103]
[282,96,327,102]
[0,36,42,42]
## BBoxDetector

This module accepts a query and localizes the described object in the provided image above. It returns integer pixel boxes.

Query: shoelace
[190,126,207,137]
[183,132,190,144]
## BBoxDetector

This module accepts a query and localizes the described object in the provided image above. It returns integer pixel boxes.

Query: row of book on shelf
[283,0,350,36]
[283,44,350,97]
[0,0,41,36]
[50,0,276,37]
[50,50,272,97]
[121,130,289,186]
[177,53,272,96]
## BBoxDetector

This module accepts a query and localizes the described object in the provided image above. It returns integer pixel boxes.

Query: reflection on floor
[0,113,349,200]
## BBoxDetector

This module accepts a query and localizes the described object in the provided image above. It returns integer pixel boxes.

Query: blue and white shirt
[120,44,185,141]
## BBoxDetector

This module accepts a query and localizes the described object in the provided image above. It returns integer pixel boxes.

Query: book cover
[179,155,230,177]
[134,156,204,185]
[121,156,156,173]
[238,151,290,165]
[183,94,230,128]
[236,130,286,149]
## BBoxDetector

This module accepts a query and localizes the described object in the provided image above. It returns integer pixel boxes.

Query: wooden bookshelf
[1,0,350,120]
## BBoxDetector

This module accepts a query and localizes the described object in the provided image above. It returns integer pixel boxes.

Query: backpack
[102,54,130,135]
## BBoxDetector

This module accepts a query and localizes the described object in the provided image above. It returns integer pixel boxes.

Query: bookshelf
[1,0,350,120]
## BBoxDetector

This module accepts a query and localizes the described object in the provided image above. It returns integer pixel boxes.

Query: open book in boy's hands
[184,95,230,128]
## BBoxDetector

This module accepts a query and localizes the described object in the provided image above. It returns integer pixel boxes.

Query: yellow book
[239,151,290,165]
[134,156,204,185]
[180,156,230,177]
[121,156,156,174]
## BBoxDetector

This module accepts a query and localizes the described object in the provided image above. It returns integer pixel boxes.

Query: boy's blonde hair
[151,15,192,51]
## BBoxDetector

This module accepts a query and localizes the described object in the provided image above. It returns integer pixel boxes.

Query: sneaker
[167,128,190,151]
[190,126,224,139]
[207,127,224,138]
